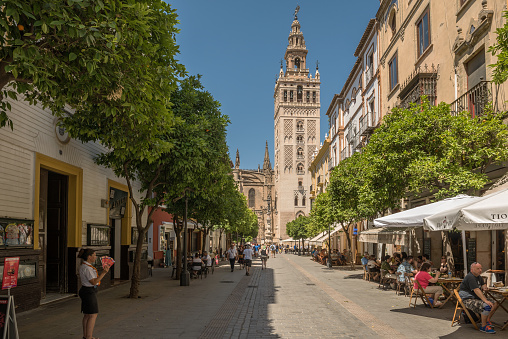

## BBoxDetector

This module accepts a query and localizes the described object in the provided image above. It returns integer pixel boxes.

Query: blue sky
[167,1,380,170]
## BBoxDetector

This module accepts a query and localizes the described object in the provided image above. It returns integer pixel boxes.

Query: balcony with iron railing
[359,113,377,136]
[365,67,374,84]
[398,64,438,109]
[340,147,348,161]
[450,81,492,117]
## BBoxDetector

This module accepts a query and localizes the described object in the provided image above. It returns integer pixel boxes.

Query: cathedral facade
[273,11,321,241]
[232,143,276,243]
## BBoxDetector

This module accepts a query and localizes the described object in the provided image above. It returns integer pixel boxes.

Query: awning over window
[358,227,408,246]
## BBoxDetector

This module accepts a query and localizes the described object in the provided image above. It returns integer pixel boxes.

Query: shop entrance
[40,169,68,295]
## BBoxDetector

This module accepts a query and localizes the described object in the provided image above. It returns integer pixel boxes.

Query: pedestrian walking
[243,244,254,276]
[227,244,238,272]
[78,248,109,339]
[270,244,276,258]
[260,246,268,270]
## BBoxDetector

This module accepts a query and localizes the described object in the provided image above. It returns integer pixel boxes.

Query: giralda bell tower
[273,7,320,242]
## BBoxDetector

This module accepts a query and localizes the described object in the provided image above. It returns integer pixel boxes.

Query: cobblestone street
[19,254,506,338]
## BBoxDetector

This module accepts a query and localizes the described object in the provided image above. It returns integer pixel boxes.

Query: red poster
[2,257,20,290]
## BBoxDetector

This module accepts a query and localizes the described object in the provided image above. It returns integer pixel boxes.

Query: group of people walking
[225,243,278,274]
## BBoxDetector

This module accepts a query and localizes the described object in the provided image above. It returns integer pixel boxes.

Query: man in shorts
[270,244,276,258]
[243,245,254,276]
[459,262,499,334]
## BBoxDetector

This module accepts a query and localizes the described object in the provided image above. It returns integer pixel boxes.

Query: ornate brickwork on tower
[273,8,321,242]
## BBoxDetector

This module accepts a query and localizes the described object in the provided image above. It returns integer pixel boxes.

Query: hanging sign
[1,258,19,290]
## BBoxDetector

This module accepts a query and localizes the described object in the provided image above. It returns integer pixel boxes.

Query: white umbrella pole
[461,231,468,277]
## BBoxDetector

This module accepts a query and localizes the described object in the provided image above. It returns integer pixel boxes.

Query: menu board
[424,238,431,257]
[0,218,34,248]
[467,238,476,267]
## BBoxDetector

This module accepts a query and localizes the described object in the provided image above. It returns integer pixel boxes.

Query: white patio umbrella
[374,194,482,228]
[423,188,508,231]
[423,188,508,277]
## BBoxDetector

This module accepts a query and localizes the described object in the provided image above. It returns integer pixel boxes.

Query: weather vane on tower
[294,5,300,20]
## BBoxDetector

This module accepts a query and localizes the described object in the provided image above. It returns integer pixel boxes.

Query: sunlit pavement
[18,254,506,338]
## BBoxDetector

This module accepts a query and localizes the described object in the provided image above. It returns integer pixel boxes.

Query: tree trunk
[129,226,146,298]
[174,216,183,280]
[342,223,355,270]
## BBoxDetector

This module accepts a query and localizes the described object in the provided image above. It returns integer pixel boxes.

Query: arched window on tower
[302,196,306,206]
[297,147,304,159]
[294,196,298,206]
[296,120,304,132]
[296,135,304,144]
[248,188,255,208]
[297,86,303,102]
[297,163,304,175]
[295,57,300,70]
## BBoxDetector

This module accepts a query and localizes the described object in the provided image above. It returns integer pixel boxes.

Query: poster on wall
[1,258,20,290]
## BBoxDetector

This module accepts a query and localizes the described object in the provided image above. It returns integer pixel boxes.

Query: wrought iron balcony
[450,81,492,118]
[398,64,438,109]
[359,113,377,136]
[340,147,348,161]
[366,67,374,84]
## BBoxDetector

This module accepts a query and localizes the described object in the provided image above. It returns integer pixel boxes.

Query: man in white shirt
[202,251,212,267]
[227,244,237,272]
[243,245,254,276]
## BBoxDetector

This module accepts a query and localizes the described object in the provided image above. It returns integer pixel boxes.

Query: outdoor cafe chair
[378,269,391,290]
[363,265,370,281]
[409,279,434,308]
[451,288,479,330]
[395,272,407,296]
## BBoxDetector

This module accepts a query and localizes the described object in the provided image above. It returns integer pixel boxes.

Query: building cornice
[354,19,377,57]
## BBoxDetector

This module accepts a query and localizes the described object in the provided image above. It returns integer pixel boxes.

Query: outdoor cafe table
[485,288,508,330]
[437,277,463,308]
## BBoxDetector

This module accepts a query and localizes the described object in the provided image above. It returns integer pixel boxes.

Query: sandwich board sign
[0,257,19,339]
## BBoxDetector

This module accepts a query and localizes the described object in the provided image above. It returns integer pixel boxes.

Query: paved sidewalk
[17,255,508,338]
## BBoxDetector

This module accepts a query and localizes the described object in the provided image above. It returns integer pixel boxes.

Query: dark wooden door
[46,171,68,293]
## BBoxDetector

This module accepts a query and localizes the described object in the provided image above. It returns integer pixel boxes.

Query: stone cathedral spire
[235,149,240,169]
[272,7,321,242]
[263,141,271,171]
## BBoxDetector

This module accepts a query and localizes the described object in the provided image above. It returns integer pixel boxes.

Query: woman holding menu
[78,249,109,339]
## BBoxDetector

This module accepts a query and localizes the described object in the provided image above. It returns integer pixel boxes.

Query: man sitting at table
[397,254,417,284]
[459,262,499,334]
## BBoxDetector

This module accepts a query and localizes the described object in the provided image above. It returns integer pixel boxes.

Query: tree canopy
[1,0,184,130]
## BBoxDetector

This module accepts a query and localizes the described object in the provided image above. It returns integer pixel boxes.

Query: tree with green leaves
[1,0,184,129]
[286,215,310,254]
[157,75,231,281]
[489,11,508,86]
